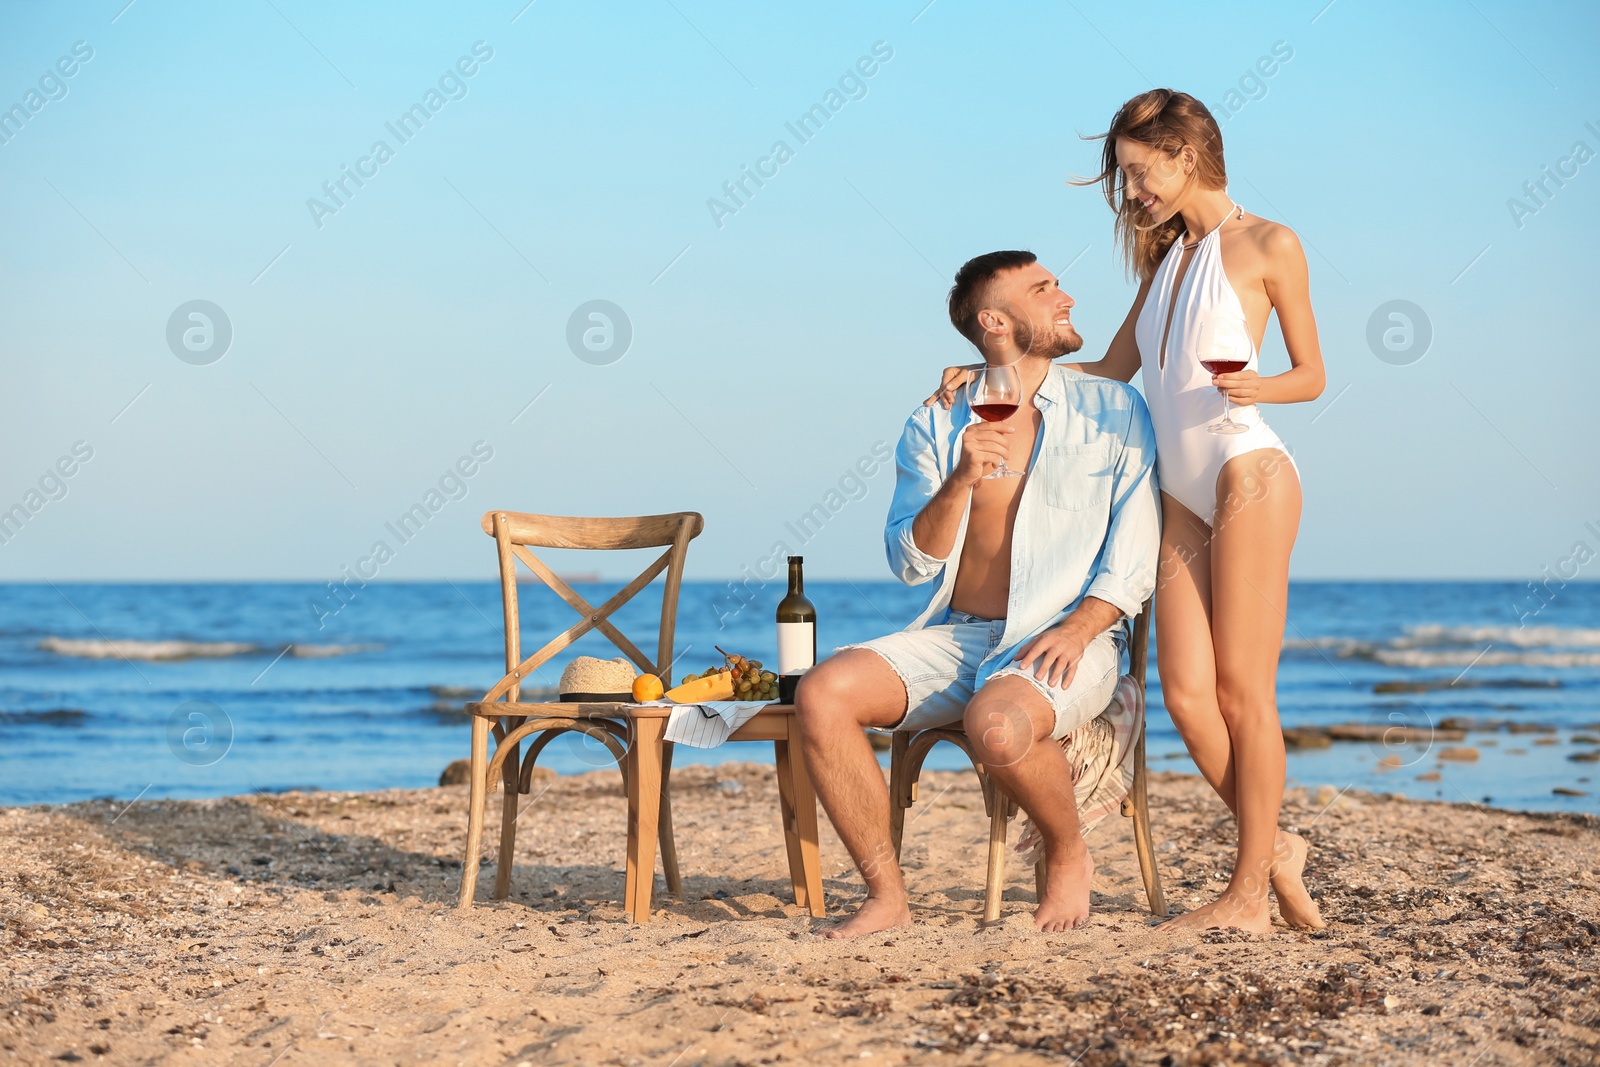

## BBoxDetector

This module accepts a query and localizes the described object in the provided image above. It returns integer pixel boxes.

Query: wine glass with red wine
[1199,317,1252,435]
[967,363,1023,479]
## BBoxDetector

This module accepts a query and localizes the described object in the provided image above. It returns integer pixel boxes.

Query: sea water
[0,581,1596,813]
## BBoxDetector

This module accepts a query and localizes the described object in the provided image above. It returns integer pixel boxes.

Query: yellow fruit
[663,670,735,703]
[632,674,664,702]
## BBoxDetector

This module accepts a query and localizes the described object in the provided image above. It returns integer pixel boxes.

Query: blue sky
[1,0,1596,582]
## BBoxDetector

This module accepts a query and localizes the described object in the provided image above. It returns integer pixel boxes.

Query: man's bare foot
[1271,830,1326,930]
[824,893,912,939]
[1161,889,1273,933]
[1034,845,1094,931]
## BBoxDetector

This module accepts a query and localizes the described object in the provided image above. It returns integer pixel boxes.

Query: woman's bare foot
[824,893,912,939]
[1034,844,1094,931]
[1270,830,1325,929]
[1161,888,1273,933]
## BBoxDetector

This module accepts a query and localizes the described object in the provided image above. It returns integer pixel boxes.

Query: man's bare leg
[793,649,914,938]
[965,676,1093,931]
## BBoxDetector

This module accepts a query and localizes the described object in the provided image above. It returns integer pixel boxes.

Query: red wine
[972,403,1018,422]
[1200,359,1247,374]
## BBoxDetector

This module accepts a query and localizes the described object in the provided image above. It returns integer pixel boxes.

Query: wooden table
[624,703,825,922]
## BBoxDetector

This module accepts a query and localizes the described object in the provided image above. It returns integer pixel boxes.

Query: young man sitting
[794,250,1160,936]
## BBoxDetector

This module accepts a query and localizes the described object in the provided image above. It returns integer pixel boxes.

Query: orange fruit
[631,673,664,702]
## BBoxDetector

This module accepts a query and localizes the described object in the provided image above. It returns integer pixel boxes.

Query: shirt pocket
[1042,443,1113,512]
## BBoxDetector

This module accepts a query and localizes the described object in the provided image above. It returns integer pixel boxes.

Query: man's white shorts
[840,611,1122,739]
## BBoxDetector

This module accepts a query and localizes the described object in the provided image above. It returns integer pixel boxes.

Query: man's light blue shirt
[884,365,1161,687]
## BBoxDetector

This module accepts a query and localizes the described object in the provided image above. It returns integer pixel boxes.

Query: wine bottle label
[777,622,815,675]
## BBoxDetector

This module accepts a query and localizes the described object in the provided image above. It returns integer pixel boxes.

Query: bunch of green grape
[728,653,778,701]
[681,647,777,701]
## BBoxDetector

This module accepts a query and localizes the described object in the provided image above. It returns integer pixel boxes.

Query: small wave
[1371,649,1600,669]
[1287,628,1600,654]
[40,638,258,661]
[39,638,382,662]
[1395,624,1600,650]
[0,708,88,726]
[1284,623,1600,669]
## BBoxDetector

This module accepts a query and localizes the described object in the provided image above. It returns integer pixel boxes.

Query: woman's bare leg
[1158,463,1324,930]
[1153,492,1230,799]
[1166,449,1305,931]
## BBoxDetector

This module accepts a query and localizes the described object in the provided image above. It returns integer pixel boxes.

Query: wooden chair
[456,509,825,923]
[887,598,1167,922]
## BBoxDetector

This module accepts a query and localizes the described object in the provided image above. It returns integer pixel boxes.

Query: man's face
[982,263,1081,360]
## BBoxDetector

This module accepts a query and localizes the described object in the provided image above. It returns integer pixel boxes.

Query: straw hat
[558,655,638,702]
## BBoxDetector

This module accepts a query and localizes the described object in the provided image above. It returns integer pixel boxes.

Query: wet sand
[2,765,1597,1065]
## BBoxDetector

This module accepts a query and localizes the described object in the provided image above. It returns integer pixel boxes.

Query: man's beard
[1011,316,1083,360]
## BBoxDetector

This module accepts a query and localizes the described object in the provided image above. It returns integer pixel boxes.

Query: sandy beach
[2,764,1597,1066]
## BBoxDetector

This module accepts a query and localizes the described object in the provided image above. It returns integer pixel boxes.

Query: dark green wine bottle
[775,556,816,704]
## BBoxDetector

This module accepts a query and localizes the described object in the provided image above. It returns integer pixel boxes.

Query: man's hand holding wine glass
[955,422,1015,485]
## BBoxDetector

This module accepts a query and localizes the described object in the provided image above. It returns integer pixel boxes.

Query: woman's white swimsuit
[1133,203,1297,525]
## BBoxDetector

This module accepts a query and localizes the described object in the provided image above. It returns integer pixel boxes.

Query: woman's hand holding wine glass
[1198,317,1254,435]
[1210,367,1261,405]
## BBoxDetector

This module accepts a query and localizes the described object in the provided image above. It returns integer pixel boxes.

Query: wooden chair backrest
[1129,597,1153,685]
[478,511,705,703]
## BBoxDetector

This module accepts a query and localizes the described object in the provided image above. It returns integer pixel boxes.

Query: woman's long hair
[1078,89,1228,283]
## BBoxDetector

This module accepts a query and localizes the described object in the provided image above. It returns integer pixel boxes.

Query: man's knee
[795,651,901,730]
[793,657,844,717]
[965,679,1051,767]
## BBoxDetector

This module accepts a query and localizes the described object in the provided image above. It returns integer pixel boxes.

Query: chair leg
[984,782,1009,924]
[493,789,518,899]
[458,716,490,909]
[888,732,910,860]
[1128,732,1167,917]
[625,716,666,923]
[1034,857,1047,903]
[658,740,683,897]
[773,740,809,910]
[492,737,520,900]
[785,724,826,917]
